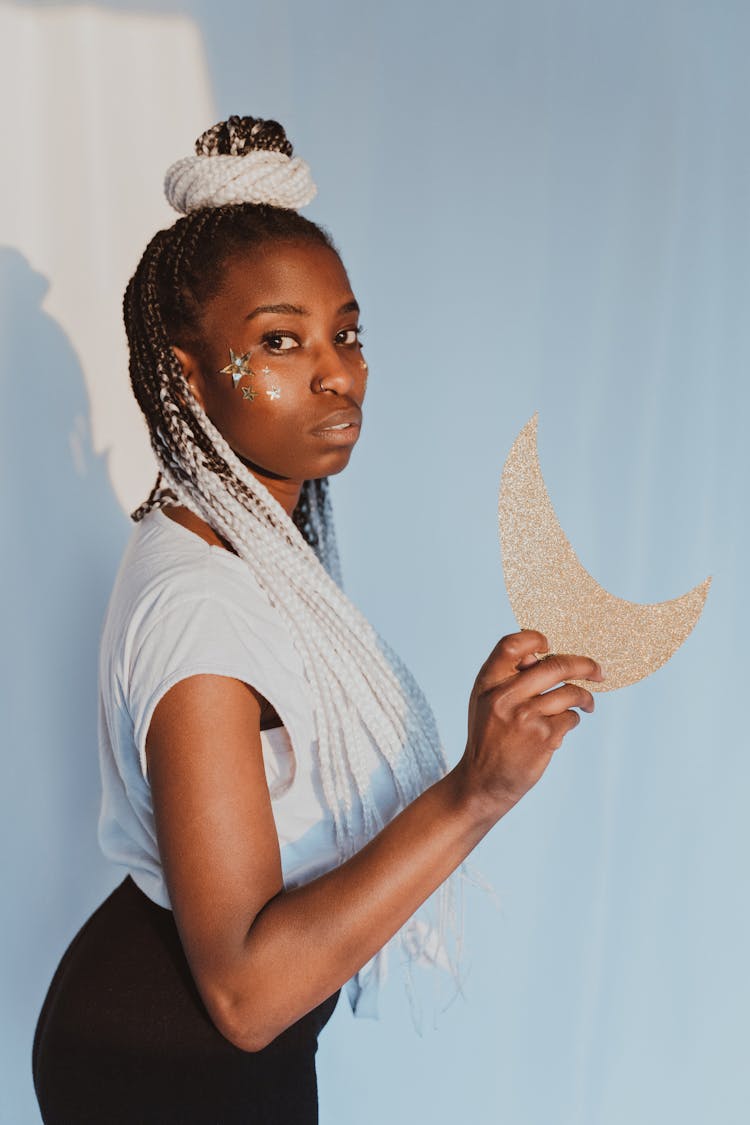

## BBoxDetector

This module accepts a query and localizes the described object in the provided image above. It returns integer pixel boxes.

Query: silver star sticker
[240,385,258,401]
[266,386,281,400]
[220,348,254,388]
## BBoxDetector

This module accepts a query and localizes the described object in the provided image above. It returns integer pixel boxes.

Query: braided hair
[124,115,469,1024]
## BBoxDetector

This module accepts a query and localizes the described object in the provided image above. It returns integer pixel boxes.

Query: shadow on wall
[0,246,130,1118]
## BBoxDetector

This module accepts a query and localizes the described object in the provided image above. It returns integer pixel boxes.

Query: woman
[32,115,604,1124]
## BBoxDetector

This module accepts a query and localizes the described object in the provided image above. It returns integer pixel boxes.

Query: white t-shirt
[96,506,405,1016]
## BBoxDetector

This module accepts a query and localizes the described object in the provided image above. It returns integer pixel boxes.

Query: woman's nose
[310,344,359,396]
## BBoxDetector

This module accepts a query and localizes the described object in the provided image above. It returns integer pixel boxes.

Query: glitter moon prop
[498,413,711,692]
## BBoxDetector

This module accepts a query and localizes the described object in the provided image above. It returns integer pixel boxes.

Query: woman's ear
[171,345,207,412]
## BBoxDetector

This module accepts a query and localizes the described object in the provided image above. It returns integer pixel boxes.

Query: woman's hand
[457,629,604,817]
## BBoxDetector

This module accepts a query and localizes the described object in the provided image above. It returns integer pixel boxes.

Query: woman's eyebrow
[245,300,360,321]
[246,303,307,320]
[337,300,360,316]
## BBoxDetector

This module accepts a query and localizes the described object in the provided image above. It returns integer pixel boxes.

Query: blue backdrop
[2,1,746,1122]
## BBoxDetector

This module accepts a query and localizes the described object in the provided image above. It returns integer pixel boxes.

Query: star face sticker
[220,348,255,389]
[266,386,281,400]
[260,365,272,376]
[240,385,258,401]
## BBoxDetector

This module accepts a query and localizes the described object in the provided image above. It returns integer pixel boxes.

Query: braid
[124,119,471,1024]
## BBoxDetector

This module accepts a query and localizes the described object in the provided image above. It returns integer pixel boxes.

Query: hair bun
[195,115,293,158]
[164,114,317,215]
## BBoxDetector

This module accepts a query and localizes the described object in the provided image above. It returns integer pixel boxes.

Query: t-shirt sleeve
[127,591,309,782]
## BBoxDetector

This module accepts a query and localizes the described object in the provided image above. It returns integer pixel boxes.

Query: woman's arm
[146,630,603,1051]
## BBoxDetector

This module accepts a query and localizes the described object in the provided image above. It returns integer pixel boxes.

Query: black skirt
[32,875,340,1124]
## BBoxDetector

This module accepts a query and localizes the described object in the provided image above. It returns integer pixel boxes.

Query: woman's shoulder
[102,507,274,649]
[98,507,316,795]
[100,506,315,739]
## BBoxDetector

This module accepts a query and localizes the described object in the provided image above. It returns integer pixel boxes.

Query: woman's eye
[263,333,298,352]
[336,325,364,346]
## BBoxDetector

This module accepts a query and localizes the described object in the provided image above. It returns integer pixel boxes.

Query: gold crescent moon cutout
[498,413,712,692]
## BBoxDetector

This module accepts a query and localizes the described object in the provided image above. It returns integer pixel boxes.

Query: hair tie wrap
[164,150,318,214]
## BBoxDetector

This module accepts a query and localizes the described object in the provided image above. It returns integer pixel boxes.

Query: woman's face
[174,239,367,513]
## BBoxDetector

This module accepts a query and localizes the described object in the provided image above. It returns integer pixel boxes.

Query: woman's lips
[310,406,362,444]
[311,421,361,444]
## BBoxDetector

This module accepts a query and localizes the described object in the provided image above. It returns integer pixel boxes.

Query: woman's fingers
[476,630,549,688]
[462,633,602,813]
[545,707,583,750]
[511,653,603,698]
[536,682,596,716]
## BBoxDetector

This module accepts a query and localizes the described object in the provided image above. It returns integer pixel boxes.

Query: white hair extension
[151,358,477,1018]
[304,479,343,586]
[165,151,317,215]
